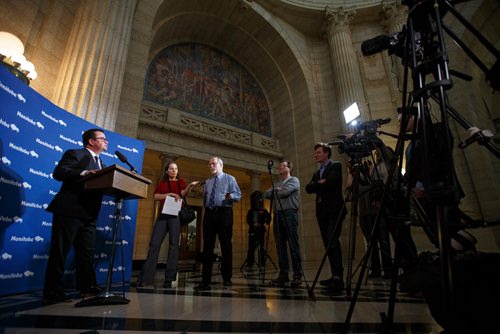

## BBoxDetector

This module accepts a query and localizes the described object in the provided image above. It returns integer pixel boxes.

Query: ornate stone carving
[381,0,407,33]
[140,103,278,152]
[324,6,356,35]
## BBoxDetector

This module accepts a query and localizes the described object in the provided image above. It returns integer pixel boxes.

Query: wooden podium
[75,164,151,307]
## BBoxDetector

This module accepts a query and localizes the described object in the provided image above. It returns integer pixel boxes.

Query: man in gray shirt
[264,160,302,287]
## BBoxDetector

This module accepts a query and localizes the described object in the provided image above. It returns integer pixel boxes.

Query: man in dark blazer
[43,128,108,304]
[306,143,347,294]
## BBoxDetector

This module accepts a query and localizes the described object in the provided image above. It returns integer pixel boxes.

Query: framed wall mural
[144,43,271,136]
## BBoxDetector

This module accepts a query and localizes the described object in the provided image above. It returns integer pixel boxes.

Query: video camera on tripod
[341,1,500,333]
[249,190,271,229]
[361,0,500,91]
[330,118,391,161]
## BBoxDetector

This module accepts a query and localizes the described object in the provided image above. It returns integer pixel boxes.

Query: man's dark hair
[82,128,105,146]
[314,143,332,159]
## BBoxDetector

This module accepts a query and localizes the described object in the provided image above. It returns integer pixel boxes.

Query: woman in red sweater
[133,161,199,288]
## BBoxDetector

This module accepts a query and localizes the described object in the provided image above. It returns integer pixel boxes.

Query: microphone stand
[262,162,277,286]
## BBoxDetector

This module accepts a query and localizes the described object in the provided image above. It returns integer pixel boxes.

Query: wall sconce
[0,31,37,85]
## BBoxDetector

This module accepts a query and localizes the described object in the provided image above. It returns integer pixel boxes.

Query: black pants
[316,207,346,277]
[43,214,96,295]
[201,207,233,283]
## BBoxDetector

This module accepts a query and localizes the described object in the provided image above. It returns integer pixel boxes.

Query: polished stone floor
[0,263,442,333]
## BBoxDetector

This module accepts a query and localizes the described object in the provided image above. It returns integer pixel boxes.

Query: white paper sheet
[161,195,182,216]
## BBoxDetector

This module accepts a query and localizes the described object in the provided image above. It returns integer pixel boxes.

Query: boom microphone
[115,150,137,172]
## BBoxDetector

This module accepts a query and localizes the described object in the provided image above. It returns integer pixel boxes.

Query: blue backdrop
[0,66,145,296]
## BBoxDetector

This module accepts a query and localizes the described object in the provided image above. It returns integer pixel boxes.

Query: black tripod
[342,0,500,332]
[240,191,277,275]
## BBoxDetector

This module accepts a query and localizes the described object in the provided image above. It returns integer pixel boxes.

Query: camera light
[343,102,360,124]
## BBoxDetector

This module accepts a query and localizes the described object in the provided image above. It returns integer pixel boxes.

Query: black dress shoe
[368,271,382,279]
[327,278,345,294]
[320,277,334,287]
[42,291,72,305]
[131,281,146,287]
[163,281,172,288]
[223,280,232,287]
[194,283,211,291]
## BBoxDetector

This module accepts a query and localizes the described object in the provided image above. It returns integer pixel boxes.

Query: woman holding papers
[133,161,199,288]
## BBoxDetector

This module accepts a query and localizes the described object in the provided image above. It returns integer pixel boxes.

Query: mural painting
[144,43,271,136]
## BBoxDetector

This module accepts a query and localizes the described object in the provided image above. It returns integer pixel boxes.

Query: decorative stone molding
[240,0,254,10]
[140,102,280,154]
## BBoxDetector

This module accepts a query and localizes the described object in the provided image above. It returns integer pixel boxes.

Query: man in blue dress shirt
[196,156,241,291]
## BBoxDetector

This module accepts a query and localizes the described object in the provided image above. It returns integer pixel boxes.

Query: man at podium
[42,128,108,304]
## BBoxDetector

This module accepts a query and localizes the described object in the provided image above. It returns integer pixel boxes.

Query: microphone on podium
[115,150,137,173]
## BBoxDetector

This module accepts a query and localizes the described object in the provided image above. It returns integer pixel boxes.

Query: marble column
[324,7,367,130]
[381,0,408,106]
[53,0,136,131]
[247,171,261,193]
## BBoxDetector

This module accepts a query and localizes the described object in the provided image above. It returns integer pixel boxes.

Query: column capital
[323,6,356,36]
[381,0,407,33]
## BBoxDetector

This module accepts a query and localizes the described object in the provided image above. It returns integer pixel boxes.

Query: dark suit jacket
[305,160,345,214]
[47,148,104,220]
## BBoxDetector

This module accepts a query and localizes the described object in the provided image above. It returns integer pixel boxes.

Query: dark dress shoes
[320,277,334,287]
[368,271,382,279]
[194,282,211,291]
[324,278,345,295]
[42,291,72,305]
[131,281,143,287]
[223,280,232,287]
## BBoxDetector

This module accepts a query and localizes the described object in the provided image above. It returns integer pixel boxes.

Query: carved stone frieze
[140,103,279,153]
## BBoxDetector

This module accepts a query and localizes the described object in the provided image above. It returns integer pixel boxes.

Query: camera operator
[245,191,271,267]
[333,120,418,272]
[401,113,477,253]
[346,155,393,279]
[397,109,500,334]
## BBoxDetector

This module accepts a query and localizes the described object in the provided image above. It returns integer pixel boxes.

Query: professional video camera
[361,31,407,58]
[330,118,391,159]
